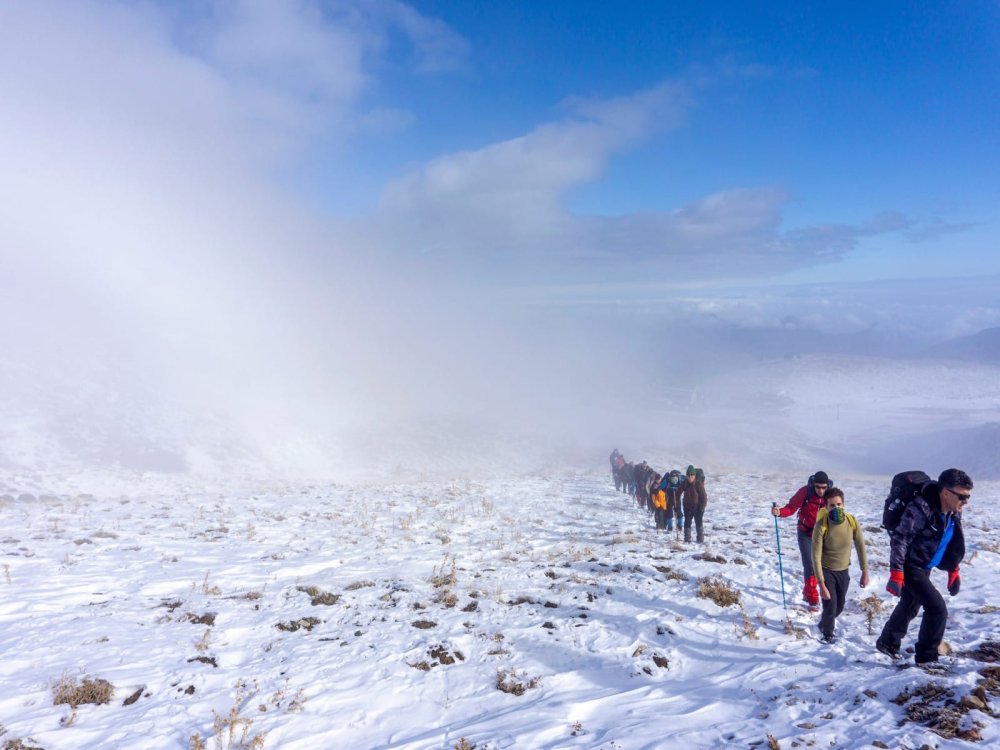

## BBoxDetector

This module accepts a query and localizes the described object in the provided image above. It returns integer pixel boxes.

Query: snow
[1,469,997,749]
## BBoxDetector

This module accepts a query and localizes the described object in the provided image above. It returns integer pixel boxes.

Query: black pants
[878,566,947,664]
[683,501,704,542]
[654,507,668,530]
[819,568,849,637]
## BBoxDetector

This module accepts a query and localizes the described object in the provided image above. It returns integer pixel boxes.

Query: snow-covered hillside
[1,470,997,749]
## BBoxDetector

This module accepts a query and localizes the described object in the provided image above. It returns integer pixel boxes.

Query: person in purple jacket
[876,468,972,665]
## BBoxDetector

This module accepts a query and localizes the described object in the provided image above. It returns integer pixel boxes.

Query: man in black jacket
[876,468,972,665]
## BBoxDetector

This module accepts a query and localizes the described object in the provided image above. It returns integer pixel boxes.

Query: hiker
[811,487,869,643]
[680,465,707,543]
[876,468,971,665]
[771,471,831,607]
[634,461,651,510]
[661,470,684,532]
[610,449,624,488]
[622,461,636,497]
[651,474,668,530]
[644,469,660,514]
[611,451,626,492]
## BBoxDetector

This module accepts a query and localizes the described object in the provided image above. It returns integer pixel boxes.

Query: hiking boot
[876,639,900,659]
[821,632,836,644]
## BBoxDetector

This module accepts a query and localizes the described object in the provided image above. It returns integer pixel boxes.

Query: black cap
[812,471,830,485]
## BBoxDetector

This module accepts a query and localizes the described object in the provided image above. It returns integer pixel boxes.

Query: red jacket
[777,485,825,535]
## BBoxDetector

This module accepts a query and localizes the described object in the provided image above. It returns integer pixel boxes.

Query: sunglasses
[946,487,971,504]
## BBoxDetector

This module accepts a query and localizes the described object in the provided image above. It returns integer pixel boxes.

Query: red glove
[886,570,904,596]
[947,566,961,596]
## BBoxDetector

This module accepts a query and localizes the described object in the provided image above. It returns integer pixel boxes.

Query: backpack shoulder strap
[816,507,829,537]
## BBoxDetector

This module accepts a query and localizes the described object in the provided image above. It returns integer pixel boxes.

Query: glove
[948,567,961,596]
[886,570,904,597]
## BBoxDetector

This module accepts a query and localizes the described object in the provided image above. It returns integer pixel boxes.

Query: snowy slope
[1,469,997,749]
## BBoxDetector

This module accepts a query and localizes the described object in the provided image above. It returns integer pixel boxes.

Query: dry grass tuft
[194,628,212,653]
[52,675,114,708]
[186,612,217,626]
[431,555,457,588]
[495,668,541,696]
[295,586,340,606]
[276,617,321,633]
[653,565,687,582]
[344,580,375,591]
[190,679,267,750]
[692,552,727,564]
[4,738,46,750]
[481,631,509,656]
[430,555,459,607]
[858,593,884,635]
[735,606,759,640]
[199,572,222,597]
[696,576,741,608]
[783,618,808,639]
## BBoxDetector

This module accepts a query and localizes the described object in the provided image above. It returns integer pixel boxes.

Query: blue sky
[3,1,1000,371]
[263,1,998,296]
[359,1,1000,284]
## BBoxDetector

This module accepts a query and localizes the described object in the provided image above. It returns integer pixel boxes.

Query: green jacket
[811,508,869,585]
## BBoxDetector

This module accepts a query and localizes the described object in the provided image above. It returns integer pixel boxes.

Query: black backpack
[882,470,932,534]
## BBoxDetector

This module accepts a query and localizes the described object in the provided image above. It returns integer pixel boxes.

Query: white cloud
[375,82,693,268]
[366,0,471,73]
[0,0,474,476]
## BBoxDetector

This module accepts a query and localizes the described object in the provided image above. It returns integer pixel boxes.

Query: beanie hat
[686,465,697,476]
[812,471,830,485]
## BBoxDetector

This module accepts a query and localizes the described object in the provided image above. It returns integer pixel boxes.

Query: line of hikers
[771,467,971,664]
[609,449,708,543]
[611,451,974,666]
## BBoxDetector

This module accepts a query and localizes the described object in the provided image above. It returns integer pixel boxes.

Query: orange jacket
[653,488,667,510]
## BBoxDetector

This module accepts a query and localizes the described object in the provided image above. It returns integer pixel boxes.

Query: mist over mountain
[3,2,999,488]
[922,326,1000,365]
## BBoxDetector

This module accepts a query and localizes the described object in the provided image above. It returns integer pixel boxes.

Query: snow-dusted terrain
[1,468,997,749]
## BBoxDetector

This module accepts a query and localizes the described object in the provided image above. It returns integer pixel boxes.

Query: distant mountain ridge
[922,326,1000,364]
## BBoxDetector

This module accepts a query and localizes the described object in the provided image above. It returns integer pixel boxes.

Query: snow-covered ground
[1,469,997,749]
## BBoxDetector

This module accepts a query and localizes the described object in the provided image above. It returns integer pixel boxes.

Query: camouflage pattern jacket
[889,482,965,572]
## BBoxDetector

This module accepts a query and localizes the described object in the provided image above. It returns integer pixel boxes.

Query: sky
[1,0,999,477]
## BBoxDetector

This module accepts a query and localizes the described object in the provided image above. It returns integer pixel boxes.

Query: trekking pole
[773,503,787,609]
